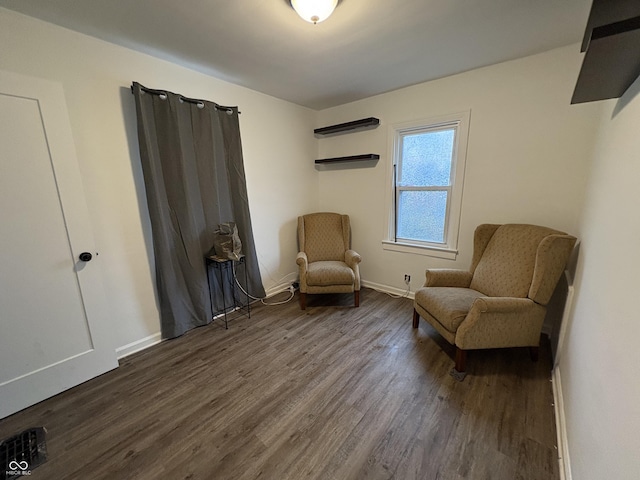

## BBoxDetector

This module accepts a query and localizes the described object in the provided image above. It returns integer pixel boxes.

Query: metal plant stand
[205,254,250,329]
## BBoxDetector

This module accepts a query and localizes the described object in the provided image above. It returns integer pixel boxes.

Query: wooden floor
[0,288,559,480]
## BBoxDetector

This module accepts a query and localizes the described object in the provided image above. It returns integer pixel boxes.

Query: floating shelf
[315,154,380,164]
[314,117,380,136]
[572,0,640,104]
[572,16,640,104]
[580,0,640,52]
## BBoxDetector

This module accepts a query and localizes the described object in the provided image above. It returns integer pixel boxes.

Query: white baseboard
[116,332,162,360]
[114,283,293,361]
[554,277,575,368]
[361,280,415,300]
[552,365,572,480]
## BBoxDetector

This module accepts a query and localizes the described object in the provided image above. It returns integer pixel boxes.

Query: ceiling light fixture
[291,0,338,24]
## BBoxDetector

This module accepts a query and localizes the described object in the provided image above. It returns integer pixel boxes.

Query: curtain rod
[130,84,240,114]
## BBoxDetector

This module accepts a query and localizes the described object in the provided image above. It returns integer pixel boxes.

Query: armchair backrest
[298,212,351,263]
[469,224,576,305]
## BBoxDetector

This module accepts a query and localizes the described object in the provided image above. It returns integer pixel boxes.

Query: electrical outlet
[404,274,411,284]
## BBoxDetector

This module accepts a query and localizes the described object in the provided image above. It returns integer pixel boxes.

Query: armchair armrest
[345,250,361,290]
[296,252,309,274]
[345,249,362,268]
[296,252,308,292]
[455,297,546,350]
[296,251,308,269]
[425,269,472,288]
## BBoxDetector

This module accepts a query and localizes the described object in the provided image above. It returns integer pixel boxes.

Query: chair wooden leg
[529,346,539,362]
[455,348,467,372]
[412,309,420,328]
[299,292,306,310]
[450,348,468,381]
[354,290,360,307]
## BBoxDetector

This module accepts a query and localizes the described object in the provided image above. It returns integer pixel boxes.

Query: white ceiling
[0,0,592,109]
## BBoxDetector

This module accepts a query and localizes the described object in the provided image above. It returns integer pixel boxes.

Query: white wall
[558,77,640,479]
[316,45,602,293]
[0,8,319,353]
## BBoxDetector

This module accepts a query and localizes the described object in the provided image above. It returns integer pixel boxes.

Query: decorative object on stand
[211,222,242,261]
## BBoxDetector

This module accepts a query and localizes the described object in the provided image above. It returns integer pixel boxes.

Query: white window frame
[382,111,470,260]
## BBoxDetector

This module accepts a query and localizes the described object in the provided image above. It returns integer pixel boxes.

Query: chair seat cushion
[414,287,486,333]
[307,261,355,286]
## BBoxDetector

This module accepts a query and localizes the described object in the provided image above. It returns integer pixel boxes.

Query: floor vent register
[1,427,47,480]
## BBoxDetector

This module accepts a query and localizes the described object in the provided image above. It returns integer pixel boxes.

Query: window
[383,112,469,259]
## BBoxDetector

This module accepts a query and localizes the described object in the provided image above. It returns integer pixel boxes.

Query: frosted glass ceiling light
[291,0,338,24]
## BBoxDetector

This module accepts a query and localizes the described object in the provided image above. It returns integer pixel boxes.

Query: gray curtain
[132,82,265,339]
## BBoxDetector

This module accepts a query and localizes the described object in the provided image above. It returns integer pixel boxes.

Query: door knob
[79,252,93,262]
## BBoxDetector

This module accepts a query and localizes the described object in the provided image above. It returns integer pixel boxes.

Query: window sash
[396,125,457,188]
[395,186,452,245]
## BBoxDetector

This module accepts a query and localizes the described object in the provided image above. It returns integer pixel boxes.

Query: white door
[0,70,118,419]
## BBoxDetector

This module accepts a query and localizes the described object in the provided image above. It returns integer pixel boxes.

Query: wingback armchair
[412,223,576,379]
[296,212,361,310]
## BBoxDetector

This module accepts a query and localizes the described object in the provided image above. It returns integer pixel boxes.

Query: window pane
[397,190,448,243]
[399,129,455,187]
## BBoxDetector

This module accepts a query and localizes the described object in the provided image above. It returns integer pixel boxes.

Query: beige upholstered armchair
[413,223,576,380]
[296,212,361,310]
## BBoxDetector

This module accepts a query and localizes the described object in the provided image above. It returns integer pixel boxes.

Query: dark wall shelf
[572,16,640,104]
[572,0,640,104]
[314,117,380,136]
[314,117,380,167]
[580,0,640,51]
[315,154,380,164]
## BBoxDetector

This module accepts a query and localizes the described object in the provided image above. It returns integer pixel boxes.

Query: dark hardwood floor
[0,288,559,480]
